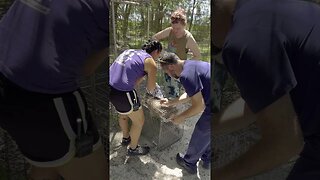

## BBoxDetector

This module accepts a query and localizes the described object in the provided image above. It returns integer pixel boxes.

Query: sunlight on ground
[109,114,210,180]
[139,155,154,164]
[110,151,118,159]
[159,166,182,177]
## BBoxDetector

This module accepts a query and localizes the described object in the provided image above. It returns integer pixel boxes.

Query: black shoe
[121,136,131,146]
[176,153,197,174]
[127,145,150,156]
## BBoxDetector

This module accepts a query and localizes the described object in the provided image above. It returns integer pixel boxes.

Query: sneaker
[176,153,197,174]
[127,145,150,156]
[201,160,210,169]
[121,136,131,146]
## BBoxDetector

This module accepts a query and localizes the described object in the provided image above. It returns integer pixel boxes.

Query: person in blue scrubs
[159,53,211,174]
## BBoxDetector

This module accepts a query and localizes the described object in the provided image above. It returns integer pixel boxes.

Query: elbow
[190,102,205,115]
[196,102,205,113]
[262,133,304,160]
[152,35,158,41]
[289,136,304,156]
[201,103,205,111]
[285,126,304,157]
[283,137,304,160]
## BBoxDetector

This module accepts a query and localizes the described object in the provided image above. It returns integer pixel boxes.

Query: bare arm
[82,48,108,76]
[163,92,190,106]
[171,91,205,124]
[152,27,171,41]
[144,57,157,93]
[186,34,201,60]
[213,94,304,179]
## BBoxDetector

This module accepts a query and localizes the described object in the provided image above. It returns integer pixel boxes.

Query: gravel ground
[109,113,211,180]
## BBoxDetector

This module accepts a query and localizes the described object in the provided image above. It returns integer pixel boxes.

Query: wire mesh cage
[79,61,109,154]
[0,130,29,180]
[135,79,188,150]
[0,0,12,17]
[141,98,187,150]
[0,1,30,179]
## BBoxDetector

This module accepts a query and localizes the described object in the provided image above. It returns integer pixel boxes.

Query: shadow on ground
[109,114,211,180]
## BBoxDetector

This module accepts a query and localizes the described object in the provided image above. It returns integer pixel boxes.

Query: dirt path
[109,113,211,180]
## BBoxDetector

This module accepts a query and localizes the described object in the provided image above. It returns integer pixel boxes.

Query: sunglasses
[171,18,185,24]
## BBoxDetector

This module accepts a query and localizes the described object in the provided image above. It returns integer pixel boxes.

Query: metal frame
[110,0,151,57]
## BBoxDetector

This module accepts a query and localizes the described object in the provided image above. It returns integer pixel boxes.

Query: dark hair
[141,39,162,54]
[159,52,179,66]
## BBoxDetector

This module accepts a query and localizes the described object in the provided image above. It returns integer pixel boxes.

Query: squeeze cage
[0,1,30,180]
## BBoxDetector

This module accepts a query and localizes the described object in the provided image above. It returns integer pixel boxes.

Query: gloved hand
[146,83,164,99]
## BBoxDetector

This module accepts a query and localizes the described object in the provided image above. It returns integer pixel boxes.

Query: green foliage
[0,0,13,19]
[110,0,211,61]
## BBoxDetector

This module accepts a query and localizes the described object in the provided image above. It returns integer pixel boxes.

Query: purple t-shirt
[180,60,211,114]
[109,49,151,91]
[0,0,108,93]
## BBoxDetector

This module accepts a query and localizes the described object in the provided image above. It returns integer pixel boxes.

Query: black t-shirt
[222,0,320,138]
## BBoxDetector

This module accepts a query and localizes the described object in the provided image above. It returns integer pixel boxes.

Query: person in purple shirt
[0,0,108,179]
[109,40,162,156]
[213,0,320,179]
[159,52,211,174]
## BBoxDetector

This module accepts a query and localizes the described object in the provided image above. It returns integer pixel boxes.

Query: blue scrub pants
[183,113,212,166]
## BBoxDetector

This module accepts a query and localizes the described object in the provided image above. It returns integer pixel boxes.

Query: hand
[170,115,185,125]
[159,98,171,107]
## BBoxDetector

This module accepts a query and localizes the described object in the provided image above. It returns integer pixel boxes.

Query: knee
[132,118,144,128]
[119,116,129,121]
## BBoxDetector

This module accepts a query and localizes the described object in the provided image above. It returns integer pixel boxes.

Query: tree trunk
[140,6,145,37]
[122,4,132,42]
[113,3,120,44]
[189,0,197,32]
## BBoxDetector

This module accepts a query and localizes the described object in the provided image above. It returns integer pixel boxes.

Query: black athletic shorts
[109,86,141,115]
[0,73,101,167]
